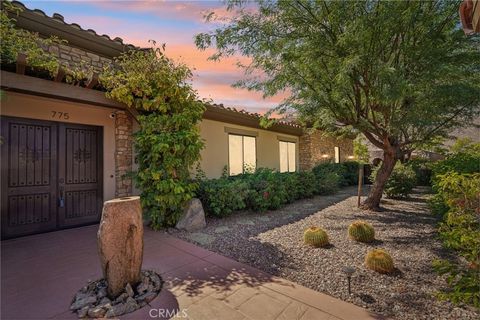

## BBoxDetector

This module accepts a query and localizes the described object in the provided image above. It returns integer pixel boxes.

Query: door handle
[59,186,65,208]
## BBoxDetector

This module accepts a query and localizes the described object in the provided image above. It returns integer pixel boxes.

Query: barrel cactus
[365,249,394,273]
[304,226,329,247]
[348,221,375,243]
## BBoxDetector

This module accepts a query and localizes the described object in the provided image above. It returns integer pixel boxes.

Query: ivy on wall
[101,47,205,228]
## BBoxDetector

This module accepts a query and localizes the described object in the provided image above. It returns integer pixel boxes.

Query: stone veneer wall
[47,43,112,72]
[299,131,354,171]
[114,112,134,197]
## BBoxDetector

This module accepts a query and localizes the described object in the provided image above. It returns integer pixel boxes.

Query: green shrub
[406,158,432,186]
[341,161,360,186]
[431,172,480,308]
[243,168,289,211]
[431,151,480,182]
[371,161,416,198]
[312,162,343,194]
[296,171,317,198]
[198,178,249,217]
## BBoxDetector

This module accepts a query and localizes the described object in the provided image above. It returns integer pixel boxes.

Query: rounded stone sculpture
[98,196,144,298]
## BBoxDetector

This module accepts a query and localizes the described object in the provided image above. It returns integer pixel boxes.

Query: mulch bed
[170,187,479,320]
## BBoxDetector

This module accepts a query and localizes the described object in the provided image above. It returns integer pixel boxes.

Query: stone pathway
[1,224,378,320]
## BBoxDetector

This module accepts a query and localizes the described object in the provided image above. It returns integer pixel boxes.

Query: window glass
[228,134,256,175]
[228,135,243,175]
[288,142,296,172]
[279,141,296,172]
[243,136,256,173]
[279,141,288,172]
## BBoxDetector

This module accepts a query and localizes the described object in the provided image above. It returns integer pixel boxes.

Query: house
[0,1,353,239]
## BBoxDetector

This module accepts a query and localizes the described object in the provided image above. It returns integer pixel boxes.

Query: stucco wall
[198,119,300,178]
[0,92,119,201]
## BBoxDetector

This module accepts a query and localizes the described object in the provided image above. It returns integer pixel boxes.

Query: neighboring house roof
[3,1,303,136]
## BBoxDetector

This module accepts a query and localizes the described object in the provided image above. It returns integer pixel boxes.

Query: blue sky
[21,0,285,113]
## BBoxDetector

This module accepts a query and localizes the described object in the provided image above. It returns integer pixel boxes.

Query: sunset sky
[22,0,285,114]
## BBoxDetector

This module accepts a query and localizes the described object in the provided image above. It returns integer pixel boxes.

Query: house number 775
[51,111,70,120]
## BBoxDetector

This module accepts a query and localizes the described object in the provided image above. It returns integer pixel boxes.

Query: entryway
[1,116,103,239]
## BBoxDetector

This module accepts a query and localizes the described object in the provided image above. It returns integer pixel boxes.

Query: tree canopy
[196,0,480,209]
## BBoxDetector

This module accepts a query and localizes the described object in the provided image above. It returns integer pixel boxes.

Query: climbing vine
[1,2,205,229]
[101,47,205,228]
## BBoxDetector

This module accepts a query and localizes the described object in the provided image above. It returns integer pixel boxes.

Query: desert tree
[196,0,480,210]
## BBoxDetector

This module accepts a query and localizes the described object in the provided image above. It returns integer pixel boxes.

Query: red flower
[263,191,270,199]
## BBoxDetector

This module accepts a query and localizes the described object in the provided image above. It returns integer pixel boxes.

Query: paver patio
[1,225,381,320]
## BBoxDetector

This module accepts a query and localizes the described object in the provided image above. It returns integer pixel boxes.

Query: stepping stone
[237,219,255,226]
[214,226,231,234]
[188,232,215,246]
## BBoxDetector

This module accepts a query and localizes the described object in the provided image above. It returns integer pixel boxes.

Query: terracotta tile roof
[10,1,138,56]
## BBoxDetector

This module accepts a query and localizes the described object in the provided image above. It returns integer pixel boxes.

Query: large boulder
[98,196,143,298]
[176,198,206,232]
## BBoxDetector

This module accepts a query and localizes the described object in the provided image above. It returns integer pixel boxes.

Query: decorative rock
[70,295,97,310]
[124,297,139,313]
[77,306,89,318]
[88,306,106,318]
[105,303,126,318]
[137,292,157,304]
[175,198,206,231]
[97,196,144,298]
[71,270,162,318]
[114,292,129,304]
[97,287,107,299]
[125,283,134,297]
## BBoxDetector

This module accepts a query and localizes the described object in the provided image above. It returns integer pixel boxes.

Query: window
[228,134,256,175]
[279,141,296,172]
[334,146,340,163]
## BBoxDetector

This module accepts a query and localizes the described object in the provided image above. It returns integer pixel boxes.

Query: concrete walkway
[1,225,380,320]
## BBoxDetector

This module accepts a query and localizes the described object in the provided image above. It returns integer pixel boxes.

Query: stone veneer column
[115,111,133,197]
[299,131,354,171]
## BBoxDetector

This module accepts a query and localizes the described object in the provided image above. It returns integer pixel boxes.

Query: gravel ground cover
[170,187,479,319]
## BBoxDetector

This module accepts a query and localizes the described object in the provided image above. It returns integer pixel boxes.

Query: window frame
[279,140,297,173]
[227,133,257,176]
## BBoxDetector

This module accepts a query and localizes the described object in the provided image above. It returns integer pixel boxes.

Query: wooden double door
[1,116,103,239]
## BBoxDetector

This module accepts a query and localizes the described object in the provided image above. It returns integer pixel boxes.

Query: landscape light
[342,266,356,295]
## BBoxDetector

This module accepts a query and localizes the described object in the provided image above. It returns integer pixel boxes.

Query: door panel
[1,117,58,239]
[58,123,103,228]
[1,117,103,239]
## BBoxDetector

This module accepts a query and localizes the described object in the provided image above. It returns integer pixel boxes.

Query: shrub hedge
[196,162,359,217]
[429,149,480,308]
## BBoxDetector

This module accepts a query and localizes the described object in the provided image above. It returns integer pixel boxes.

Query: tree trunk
[360,148,397,211]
